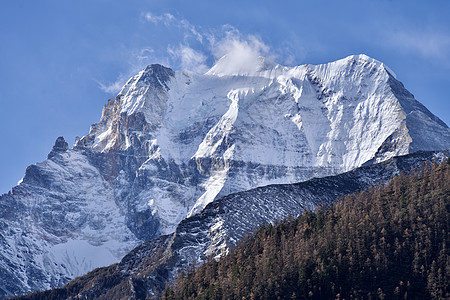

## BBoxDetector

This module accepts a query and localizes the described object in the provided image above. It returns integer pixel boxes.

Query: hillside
[163,159,449,300]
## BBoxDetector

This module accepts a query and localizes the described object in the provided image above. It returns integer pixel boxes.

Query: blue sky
[1,0,449,194]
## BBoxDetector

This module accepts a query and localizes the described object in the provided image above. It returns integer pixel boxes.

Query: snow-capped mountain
[16,150,449,299]
[75,54,450,233]
[1,54,450,298]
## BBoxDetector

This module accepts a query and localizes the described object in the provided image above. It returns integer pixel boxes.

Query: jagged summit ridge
[0,54,449,298]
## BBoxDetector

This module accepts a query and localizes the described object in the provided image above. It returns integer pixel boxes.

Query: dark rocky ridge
[47,137,69,159]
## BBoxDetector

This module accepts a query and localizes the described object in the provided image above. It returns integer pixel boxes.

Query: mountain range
[1,54,449,298]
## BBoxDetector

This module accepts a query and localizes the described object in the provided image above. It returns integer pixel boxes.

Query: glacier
[1,54,449,298]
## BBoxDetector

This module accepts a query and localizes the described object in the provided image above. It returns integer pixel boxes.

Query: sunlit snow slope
[1,54,449,298]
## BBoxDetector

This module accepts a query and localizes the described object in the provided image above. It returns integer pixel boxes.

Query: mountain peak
[47,136,69,159]
[142,64,174,78]
[347,53,372,61]
[120,64,175,94]
[339,54,397,78]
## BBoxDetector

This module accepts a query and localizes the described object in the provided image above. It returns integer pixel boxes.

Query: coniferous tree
[163,160,449,300]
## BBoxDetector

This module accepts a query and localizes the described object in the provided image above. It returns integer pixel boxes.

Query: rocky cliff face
[1,54,450,298]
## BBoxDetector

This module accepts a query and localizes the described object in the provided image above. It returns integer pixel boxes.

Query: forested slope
[163,160,449,300]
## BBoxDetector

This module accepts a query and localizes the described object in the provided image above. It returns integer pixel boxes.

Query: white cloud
[386,30,450,62]
[95,13,306,95]
[93,12,307,93]
[143,12,175,25]
[212,33,269,59]
[140,13,307,73]
[143,12,203,43]
[94,47,162,95]
[136,47,155,61]
[168,45,209,73]
[95,77,126,94]
[206,29,275,76]
[141,15,276,75]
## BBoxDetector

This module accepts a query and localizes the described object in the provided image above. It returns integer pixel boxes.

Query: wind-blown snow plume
[168,45,209,73]
[208,34,271,75]
[99,13,281,89]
